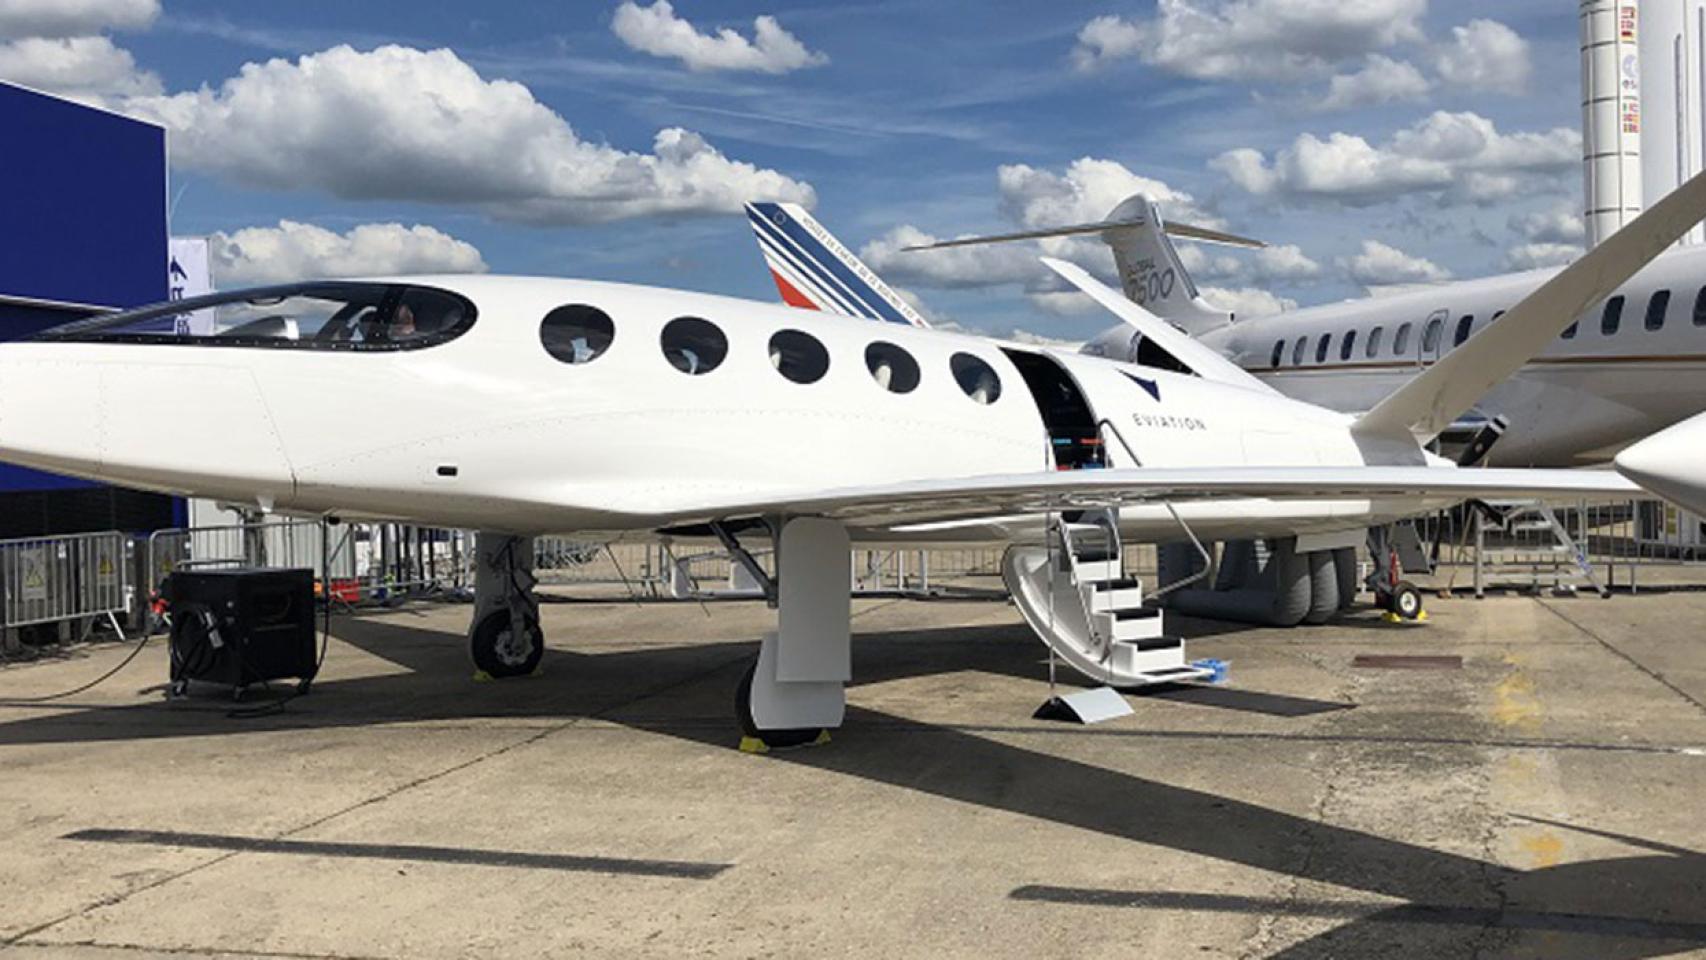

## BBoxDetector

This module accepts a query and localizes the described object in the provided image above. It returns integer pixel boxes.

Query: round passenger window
[864,341,920,393]
[539,304,614,364]
[950,352,1001,405]
[769,329,829,384]
[660,316,728,375]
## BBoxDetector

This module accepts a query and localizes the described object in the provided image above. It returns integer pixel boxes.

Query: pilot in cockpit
[388,303,417,341]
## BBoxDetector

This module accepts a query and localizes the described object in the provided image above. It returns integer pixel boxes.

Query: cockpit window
[32,282,474,351]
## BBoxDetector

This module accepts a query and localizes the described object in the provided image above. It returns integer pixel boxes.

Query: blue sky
[0,0,1591,338]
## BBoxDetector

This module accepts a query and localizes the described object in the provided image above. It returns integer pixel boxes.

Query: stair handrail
[1094,418,1141,468]
[1094,418,1213,601]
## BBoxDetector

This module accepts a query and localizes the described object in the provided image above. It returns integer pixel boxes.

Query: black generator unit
[167,568,318,692]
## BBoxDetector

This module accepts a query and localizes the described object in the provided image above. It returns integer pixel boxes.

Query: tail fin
[901,193,1261,335]
[744,202,929,327]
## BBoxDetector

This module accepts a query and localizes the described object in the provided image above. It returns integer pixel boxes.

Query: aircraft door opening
[1000,349,1108,470]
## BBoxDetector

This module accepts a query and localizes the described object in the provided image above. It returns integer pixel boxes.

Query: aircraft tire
[470,608,543,678]
[1386,581,1425,621]
[735,659,826,750]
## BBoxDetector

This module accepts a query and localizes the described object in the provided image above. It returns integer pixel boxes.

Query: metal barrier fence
[74,496,1706,624]
[0,530,131,634]
[145,520,472,606]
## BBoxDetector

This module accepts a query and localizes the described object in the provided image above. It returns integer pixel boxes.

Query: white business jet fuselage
[1195,244,1706,467]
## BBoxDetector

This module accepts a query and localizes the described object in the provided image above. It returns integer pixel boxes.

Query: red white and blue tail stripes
[744,202,928,327]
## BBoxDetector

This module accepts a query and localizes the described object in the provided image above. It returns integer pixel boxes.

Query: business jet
[896,197,1706,469]
[4,175,1701,749]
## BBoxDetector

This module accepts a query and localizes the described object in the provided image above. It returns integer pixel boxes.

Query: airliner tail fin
[744,202,929,327]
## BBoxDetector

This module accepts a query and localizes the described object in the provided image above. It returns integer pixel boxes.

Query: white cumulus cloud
[123,44,813,224]
[1201,286,1295,317]
[1213,110,1577,204]
[1071,0,1426,81]
[0,34,158,97]
[1509,206,1585,244]
[209,220,488,287]
[611,0,826,74]
[1337,239,1451,287]
[0,0,158,38]
[860,224,1043,290]
[1436,19,1530,95]
[1314,54,1429,112]
[996,157,1220,230]
[1504,242,1581,271]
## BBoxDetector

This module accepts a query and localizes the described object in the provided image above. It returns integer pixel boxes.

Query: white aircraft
[5,173,1702,748]
[901,196,1706,468]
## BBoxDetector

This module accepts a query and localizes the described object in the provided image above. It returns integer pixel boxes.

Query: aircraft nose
[1615,413,1706,515]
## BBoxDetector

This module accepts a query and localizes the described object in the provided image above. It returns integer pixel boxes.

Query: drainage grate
[1351,655,1463,670]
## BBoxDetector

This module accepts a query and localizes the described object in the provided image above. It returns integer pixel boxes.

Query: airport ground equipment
[166,568,317,695]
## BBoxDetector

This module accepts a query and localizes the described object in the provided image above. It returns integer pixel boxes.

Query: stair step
[1070,560,1123,582]
[1113,608,1161,621]
[1124,635,1182,651]
[1092,578,1142,591]
[1105,609,1166,641]
[1089,586,1145,613]
[1111,635,1189,675]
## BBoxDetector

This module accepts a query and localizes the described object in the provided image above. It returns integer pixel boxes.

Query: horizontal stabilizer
[900,220,1264,251]
[903,193,1256,335]
[1355,166,1706,441]
[1040,257,1277,395]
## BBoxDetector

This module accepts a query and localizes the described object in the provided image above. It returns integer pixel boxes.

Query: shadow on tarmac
[2,611,1703,958]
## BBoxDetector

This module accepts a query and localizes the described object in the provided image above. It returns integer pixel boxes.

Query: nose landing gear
[468,533,544,679]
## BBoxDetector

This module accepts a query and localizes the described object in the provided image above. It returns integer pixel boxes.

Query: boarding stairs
[1002,506,1215,688]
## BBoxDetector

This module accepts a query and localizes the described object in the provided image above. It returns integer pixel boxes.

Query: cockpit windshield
[33,282,475,350]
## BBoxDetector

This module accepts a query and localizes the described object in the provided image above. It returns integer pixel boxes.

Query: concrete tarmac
[2,585,1704,958]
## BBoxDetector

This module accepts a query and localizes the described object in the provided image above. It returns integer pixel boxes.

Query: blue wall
[0,81,168,313]
[0,82,172,522]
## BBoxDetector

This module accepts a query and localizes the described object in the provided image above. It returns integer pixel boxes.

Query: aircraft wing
[657,466,1637,529]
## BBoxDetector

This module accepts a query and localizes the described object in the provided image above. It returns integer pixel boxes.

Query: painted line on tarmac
[64,828,730,879]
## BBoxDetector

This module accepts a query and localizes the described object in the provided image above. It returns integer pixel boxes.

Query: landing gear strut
[718,517,850,751]
[1367,526,1426,622]
[468,533,543,679]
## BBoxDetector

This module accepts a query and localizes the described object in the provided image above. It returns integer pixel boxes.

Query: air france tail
[745,202,929,327]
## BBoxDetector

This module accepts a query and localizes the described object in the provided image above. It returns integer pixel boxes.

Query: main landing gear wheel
[735,659,828,751]
[470,608,543,678]
[1382,580,1425,621]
